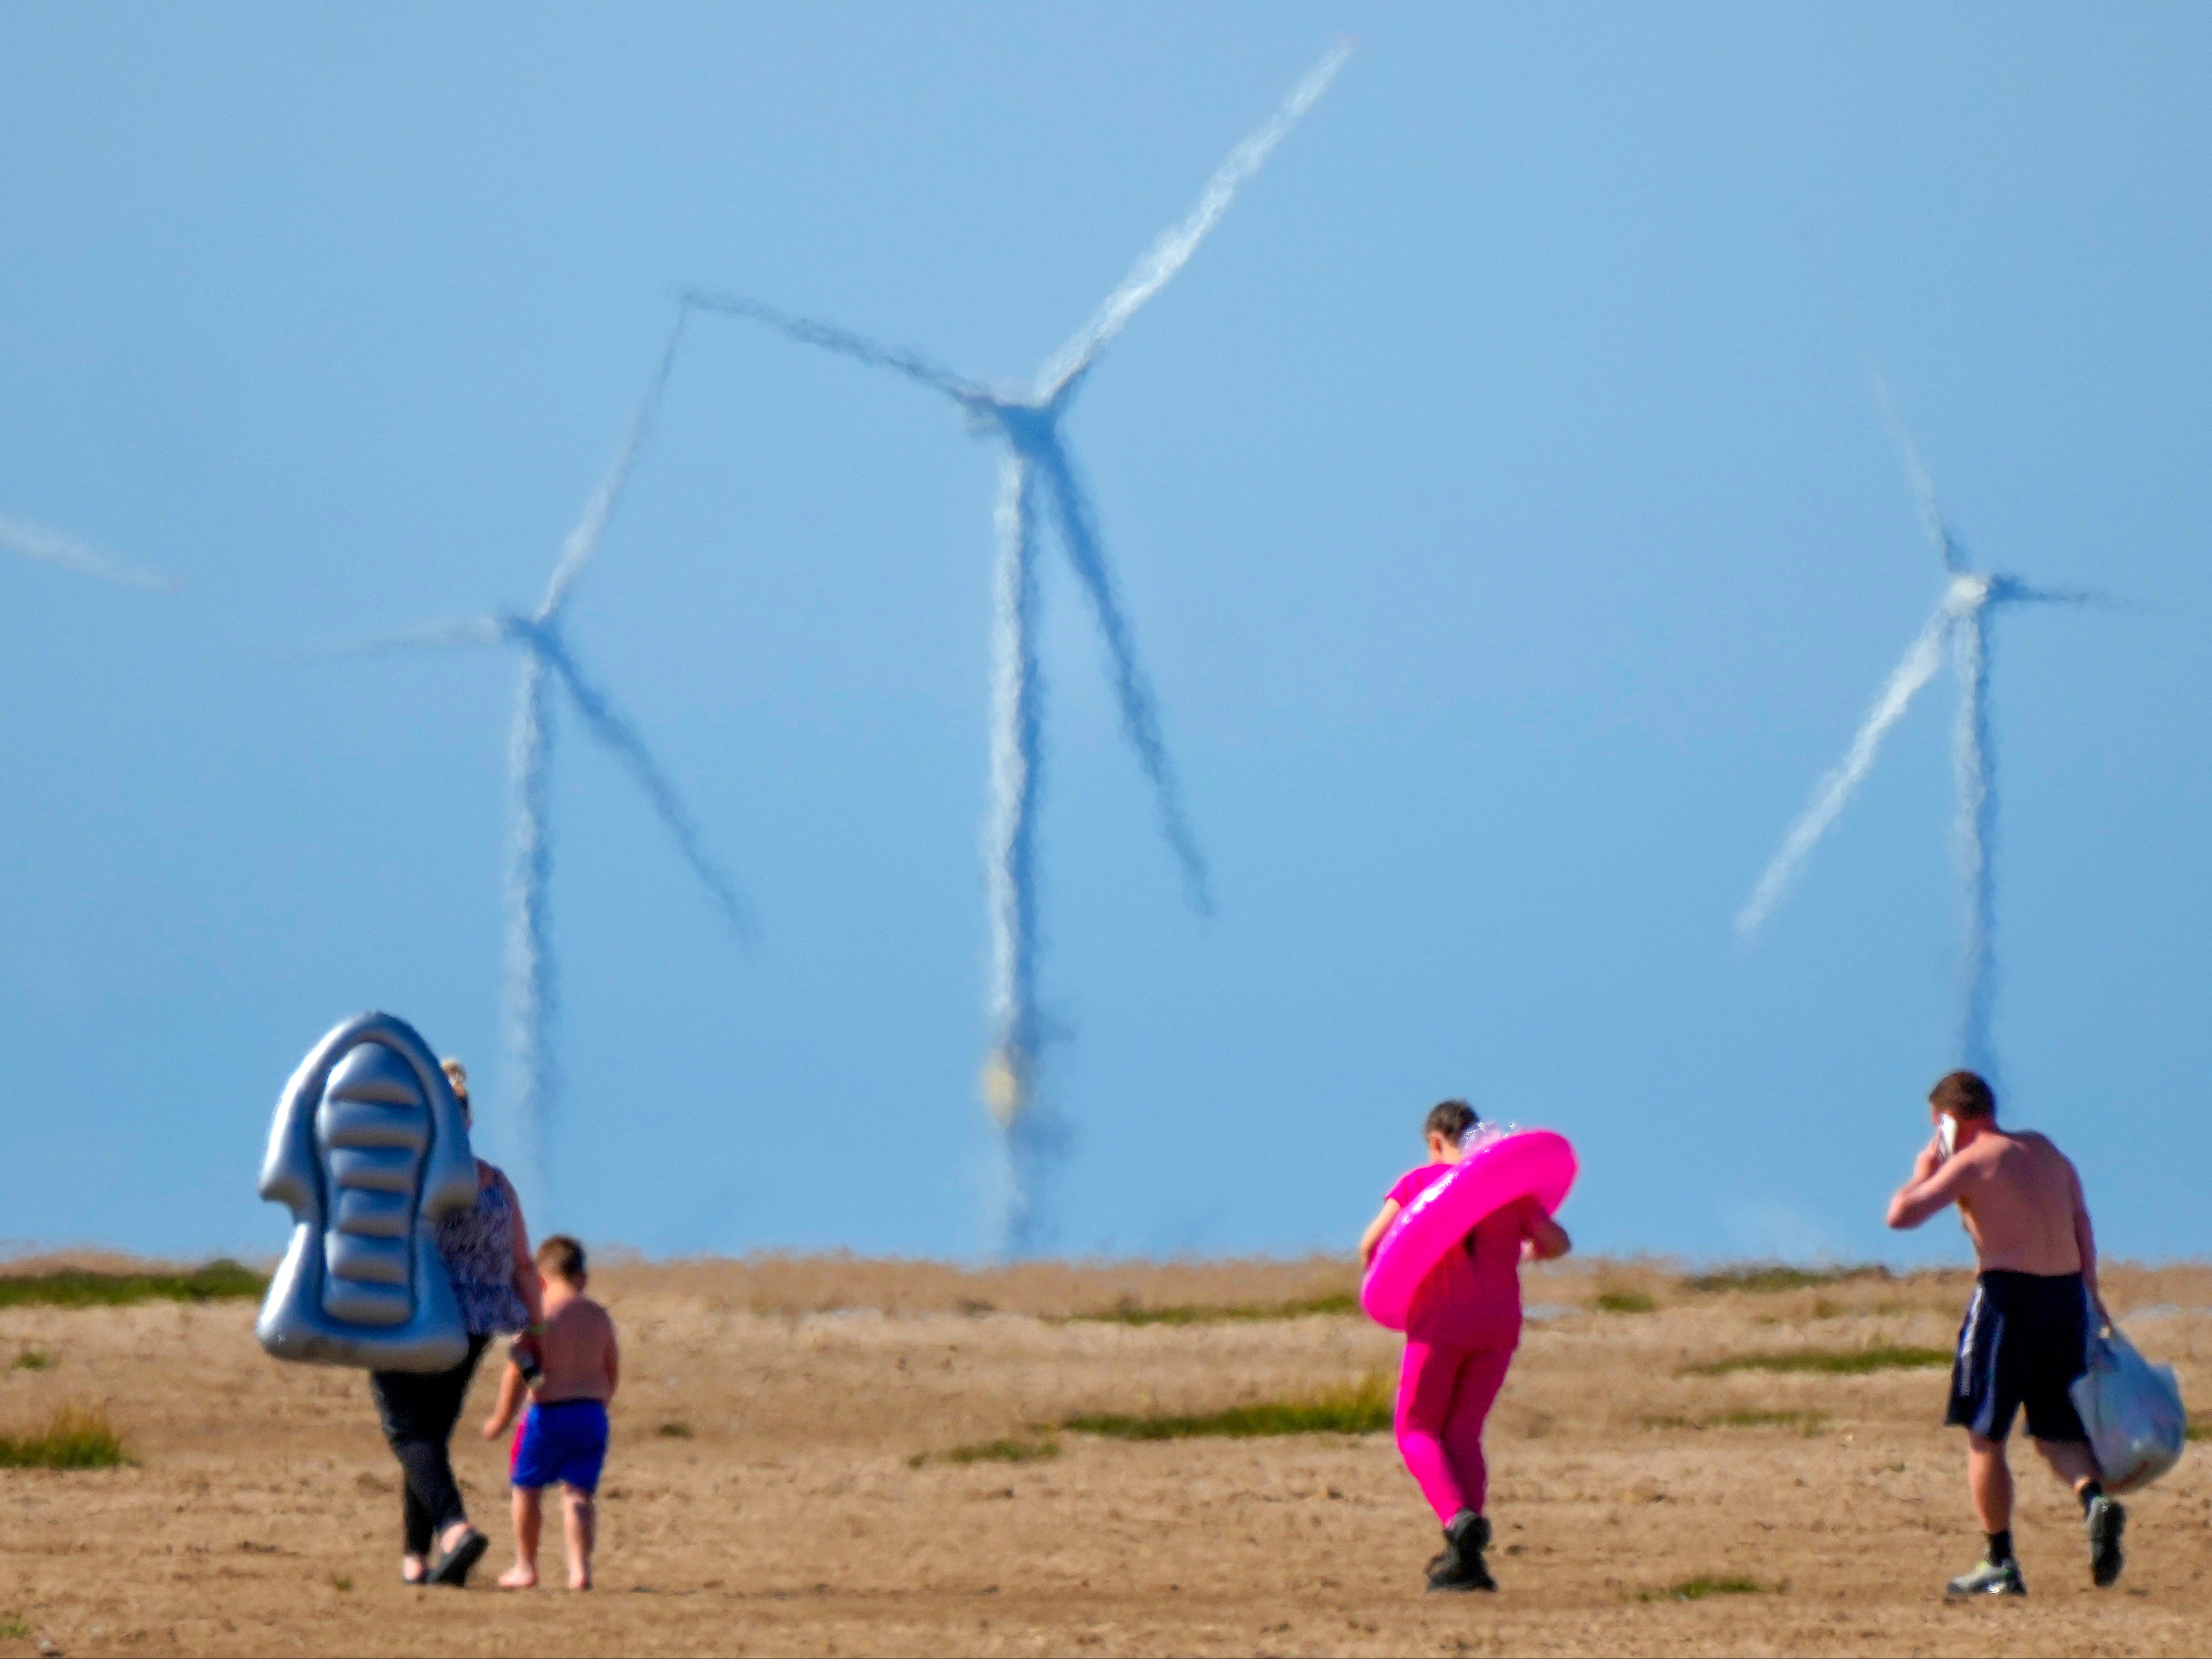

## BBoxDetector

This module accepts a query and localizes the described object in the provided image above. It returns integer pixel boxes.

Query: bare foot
[497,1564,538,1590]
[568,1569,592,1591]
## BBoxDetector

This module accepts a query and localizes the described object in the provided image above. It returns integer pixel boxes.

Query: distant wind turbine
[686,43,1348,1251]
[329,318,745,1207]
[1738,365,2099,1077]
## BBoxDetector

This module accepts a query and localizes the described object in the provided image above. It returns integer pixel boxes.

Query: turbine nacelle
[496,611,559,652]
[1945,570,2102,617]
[988,400,1063,452]
[1945,572,1994,615]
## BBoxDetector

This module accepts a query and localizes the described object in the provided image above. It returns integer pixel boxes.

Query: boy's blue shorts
[510,1399,610,1493]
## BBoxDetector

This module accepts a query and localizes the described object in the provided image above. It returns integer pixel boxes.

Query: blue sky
[3,4,2205,1266]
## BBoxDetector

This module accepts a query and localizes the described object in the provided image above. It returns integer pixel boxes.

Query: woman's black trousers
[369,1336,489,1556]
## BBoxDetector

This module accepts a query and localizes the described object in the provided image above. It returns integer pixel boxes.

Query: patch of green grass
[656,1421,694,1439]
[1642,1410,1827,1434]
[1063,1375,1391,1441]
[9,1351,53,1372]
[1681,1264,1887,1295]
[328,1573,352,1593]
[1713,1408,1826,1432]
[0,1260,266,1310]
[1070,1293,1359,1328]
[0,1614,28,1639]
[1680,1342,1948,1377]
[1594,1288,1656,1314]
[2186,1418,2212,1443]
[0,1405,128,1469]
[910,1436,1062,1469]
[1646,1576,1771,1601]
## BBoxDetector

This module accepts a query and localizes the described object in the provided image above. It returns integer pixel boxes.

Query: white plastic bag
[2070,1325,2187,1494]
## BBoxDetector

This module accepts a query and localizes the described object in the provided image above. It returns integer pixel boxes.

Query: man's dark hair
[536,1234,587,1283]
[1424,1099,1479,1143]
[1930,1070,1997,1121]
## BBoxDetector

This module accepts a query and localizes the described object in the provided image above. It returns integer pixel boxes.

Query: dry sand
[3,1252,2210,1657]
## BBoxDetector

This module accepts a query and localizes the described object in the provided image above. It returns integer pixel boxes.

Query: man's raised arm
[1887,1140,1971,1230]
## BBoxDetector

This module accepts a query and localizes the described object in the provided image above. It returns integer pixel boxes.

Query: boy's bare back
[537,1294,619,1405]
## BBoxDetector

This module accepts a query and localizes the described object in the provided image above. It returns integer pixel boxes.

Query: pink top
[1385,1164,1542,1349]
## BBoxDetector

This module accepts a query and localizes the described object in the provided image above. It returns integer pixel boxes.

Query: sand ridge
[1,1254,2208,1656]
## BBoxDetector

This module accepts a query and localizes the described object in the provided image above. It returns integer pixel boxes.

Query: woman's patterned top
[432,1163,531,1337]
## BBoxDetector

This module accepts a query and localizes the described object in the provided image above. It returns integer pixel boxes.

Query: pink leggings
[1394,1341,1514,1524]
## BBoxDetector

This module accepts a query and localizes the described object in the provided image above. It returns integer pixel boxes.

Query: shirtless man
[1886,1069,2122,1596]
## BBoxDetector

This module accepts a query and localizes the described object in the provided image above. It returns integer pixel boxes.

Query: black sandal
[428,1528,489,1587]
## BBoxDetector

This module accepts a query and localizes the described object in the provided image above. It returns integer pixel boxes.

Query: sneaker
[2086,1495,2127,1588]
[1426,1512,1497,1593]
[1945,1556,2026,1597]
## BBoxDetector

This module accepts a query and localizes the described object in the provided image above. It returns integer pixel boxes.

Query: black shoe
[2087,1495,2127,1588]
[428,1527,488,1587]
[1426,1511,1497,1593]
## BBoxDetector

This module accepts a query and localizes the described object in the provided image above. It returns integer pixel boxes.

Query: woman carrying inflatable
[1358,1099,1573,1593]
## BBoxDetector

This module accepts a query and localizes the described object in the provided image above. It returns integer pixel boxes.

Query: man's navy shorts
[510,1399,610,1492]
[1945,1269,2090,1444]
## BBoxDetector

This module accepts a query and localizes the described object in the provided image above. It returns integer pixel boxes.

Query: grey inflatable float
[256,1011,478,1371]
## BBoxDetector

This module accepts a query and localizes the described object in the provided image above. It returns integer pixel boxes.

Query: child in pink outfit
[1360,1099,1571,1593]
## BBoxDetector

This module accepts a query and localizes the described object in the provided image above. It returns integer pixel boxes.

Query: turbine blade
[1737,603,1952,939]
[310,617,504,657]
[540,312,690,619]
[0,515,177,593]
[1034,41,1351,404]
[530,632,750,939]
[2000,582,2113,609]
[1029,434,1212,913]
[682,289,987,406]
[1861,363,1962,573]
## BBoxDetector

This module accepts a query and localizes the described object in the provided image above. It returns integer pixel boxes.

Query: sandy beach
[2,1253,2208,1657]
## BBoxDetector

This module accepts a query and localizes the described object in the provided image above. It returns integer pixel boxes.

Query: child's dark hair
[536,1234,587,1283]
[1424,1099,1479,1143]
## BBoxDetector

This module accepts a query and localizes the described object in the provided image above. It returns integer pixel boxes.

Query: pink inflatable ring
[1360,1129,1579,1332]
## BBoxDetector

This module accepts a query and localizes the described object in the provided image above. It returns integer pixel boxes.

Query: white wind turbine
[686,44,1348,1250]
[333,320,745,1206]
[1738,368,2099,1077]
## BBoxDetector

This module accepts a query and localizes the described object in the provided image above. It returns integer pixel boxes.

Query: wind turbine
[1738,367,2098,1078]
[333,318,745,1208]
[686,44,1348,1250]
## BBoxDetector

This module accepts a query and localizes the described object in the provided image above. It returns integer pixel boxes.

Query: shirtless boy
[482,1235,620,1589]
[1885,1070,2123,1596]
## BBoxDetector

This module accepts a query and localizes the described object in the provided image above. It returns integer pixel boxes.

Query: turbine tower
[333,319,745,1209]
[686,44,1348,1251]
[1738,367,2097,1078]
